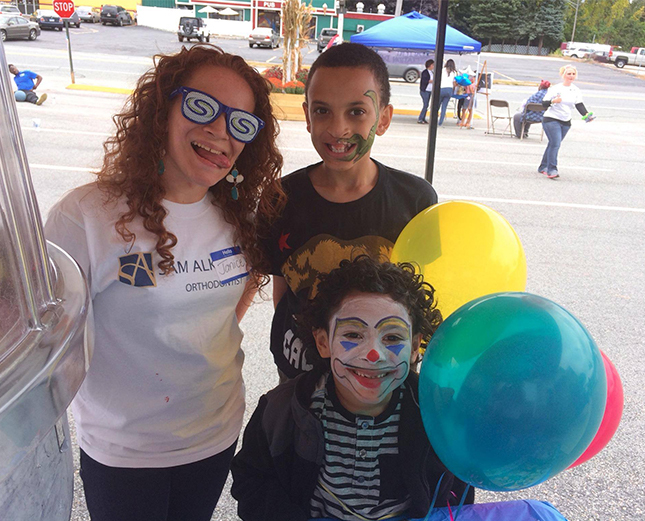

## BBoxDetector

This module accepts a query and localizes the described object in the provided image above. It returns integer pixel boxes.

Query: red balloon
[569,351,624,468]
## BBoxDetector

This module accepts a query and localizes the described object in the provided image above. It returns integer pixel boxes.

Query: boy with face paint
[263,43,438,381]
[231,257,473,521]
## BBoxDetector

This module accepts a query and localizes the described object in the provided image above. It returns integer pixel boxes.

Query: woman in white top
[438,59,458,126]
[539,65,594,179]
[45,46,285,521]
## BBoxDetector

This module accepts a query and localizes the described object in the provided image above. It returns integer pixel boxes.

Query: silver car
[375,49,428,83]
[76,5,100,23]
[249,27,280,49]
[0,14,40,41]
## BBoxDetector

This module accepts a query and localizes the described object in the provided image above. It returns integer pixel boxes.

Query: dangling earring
[157,158,165,176]
[226,165,244,200]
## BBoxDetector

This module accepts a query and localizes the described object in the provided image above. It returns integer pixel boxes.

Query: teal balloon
[14,91,27,102]
[419,292,606,492]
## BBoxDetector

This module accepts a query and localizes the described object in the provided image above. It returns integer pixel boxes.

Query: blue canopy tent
[350,11,481,53]
[351,8,481,183]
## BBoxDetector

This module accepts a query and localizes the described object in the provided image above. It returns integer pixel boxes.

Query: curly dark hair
[305,43,391,107]
[96,44,285,284]
[297,256,442,369]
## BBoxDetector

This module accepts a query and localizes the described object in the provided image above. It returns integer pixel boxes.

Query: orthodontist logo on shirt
[118,252,157,287]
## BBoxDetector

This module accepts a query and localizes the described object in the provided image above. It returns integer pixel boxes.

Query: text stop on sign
[53,0,75,18]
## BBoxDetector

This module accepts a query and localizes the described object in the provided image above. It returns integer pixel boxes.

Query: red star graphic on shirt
[278,232,291,252]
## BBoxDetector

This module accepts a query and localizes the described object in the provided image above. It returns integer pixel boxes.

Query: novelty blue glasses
[170,86,265,144]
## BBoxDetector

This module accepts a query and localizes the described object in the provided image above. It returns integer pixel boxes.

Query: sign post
[53,0,76,84]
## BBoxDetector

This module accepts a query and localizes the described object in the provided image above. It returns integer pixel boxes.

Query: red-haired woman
[45,45,285,521]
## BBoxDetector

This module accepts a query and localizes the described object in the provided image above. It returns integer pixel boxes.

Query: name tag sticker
[210,246,249,284]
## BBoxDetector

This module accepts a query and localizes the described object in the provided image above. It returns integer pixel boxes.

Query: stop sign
[53,0,75,18]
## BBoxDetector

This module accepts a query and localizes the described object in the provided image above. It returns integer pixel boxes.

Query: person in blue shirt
[8,64,47,105]
[513,80,550,138]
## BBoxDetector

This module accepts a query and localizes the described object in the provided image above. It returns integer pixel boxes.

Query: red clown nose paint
[367,349,380,362]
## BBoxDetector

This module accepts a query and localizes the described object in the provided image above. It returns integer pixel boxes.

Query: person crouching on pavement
[8,64,47,105]
[231,256,474,521]
[513,79,550,138]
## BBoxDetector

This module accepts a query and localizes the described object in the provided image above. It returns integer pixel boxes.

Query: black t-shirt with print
[265,159,437,379]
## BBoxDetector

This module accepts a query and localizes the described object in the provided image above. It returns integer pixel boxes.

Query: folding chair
[520,102,546,141]
[488,99,513,136]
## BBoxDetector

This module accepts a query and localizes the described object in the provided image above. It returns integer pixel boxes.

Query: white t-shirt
[543,82,583,122]
[45,183,248,468]
[440,68,456,89]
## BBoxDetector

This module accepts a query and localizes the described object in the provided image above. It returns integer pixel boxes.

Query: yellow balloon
[391,201,527,318]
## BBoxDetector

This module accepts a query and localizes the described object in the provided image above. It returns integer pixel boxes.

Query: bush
[283,80,305,94]
[262,67,306,94]
[296,68,309,84]
[262,66,283,80]
[263,68,306,94]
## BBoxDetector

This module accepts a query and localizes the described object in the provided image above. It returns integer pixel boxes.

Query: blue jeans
[418,91,431,122]
[438,87,453,125]
[539,119,571,175]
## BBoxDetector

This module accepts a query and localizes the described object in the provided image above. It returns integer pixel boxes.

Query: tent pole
[424,0,449,184]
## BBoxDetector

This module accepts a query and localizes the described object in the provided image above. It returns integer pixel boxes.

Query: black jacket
[231,370,473,521]
[420,69,432,92]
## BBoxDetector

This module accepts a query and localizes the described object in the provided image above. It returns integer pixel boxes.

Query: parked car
[386,61,423,82]
[76,5,100,23]
[562,47,594,59]
[63,11,81,28]
[317,28,337,52]
[591,49,610,63]
[610,47,645,68]
[177,16,209,42]
[0,14,40,41]
[100,4,133,26]
[0,4,23,16]
[375,49,427,83]
[248,27,279,49]
[36,9,63,31]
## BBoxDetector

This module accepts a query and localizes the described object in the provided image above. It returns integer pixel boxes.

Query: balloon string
[422,472,445,521]
[447,491,456,521]
[453,485,471,521]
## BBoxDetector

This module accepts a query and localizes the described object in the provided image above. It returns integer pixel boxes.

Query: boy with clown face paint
[262,43,438,381]
[231,257,473,521]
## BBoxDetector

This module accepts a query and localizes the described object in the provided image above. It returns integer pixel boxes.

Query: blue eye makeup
[170,86,265,144]
[340,341,359,351]
[386,344,405,356]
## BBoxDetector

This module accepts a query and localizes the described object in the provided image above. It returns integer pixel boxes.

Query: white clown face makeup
[314,293,420,416]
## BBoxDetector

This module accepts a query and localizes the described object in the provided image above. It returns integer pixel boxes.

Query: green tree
[535,0,566,54]
[468,0,520,50]
[448,0,474,35]
[511,0,539,53]
[563,0,645,47]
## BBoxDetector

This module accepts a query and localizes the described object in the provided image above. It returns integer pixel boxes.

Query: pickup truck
[611,47,645,68]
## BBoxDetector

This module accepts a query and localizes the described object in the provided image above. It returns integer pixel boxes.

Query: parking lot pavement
[4,30,644,521]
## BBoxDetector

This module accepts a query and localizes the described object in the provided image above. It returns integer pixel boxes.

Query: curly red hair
[96,45,285,285]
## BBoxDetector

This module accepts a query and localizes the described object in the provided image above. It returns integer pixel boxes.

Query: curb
[66,84,133,95]
[67,84,483,121]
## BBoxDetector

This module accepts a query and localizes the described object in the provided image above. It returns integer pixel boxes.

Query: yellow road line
[66,84,132,94]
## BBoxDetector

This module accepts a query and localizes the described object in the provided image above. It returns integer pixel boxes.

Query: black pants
[80,442,236,521]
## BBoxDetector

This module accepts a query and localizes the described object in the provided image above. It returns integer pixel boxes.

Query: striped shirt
[309,375,411,520]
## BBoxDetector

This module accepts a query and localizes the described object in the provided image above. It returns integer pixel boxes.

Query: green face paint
[338,90,379,163]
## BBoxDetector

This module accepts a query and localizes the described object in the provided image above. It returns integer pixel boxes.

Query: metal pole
[65,20,75,84]
[571,0,580,44]
[424,0,448,184]
[337,0,345,40]
[394,0,402,17]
